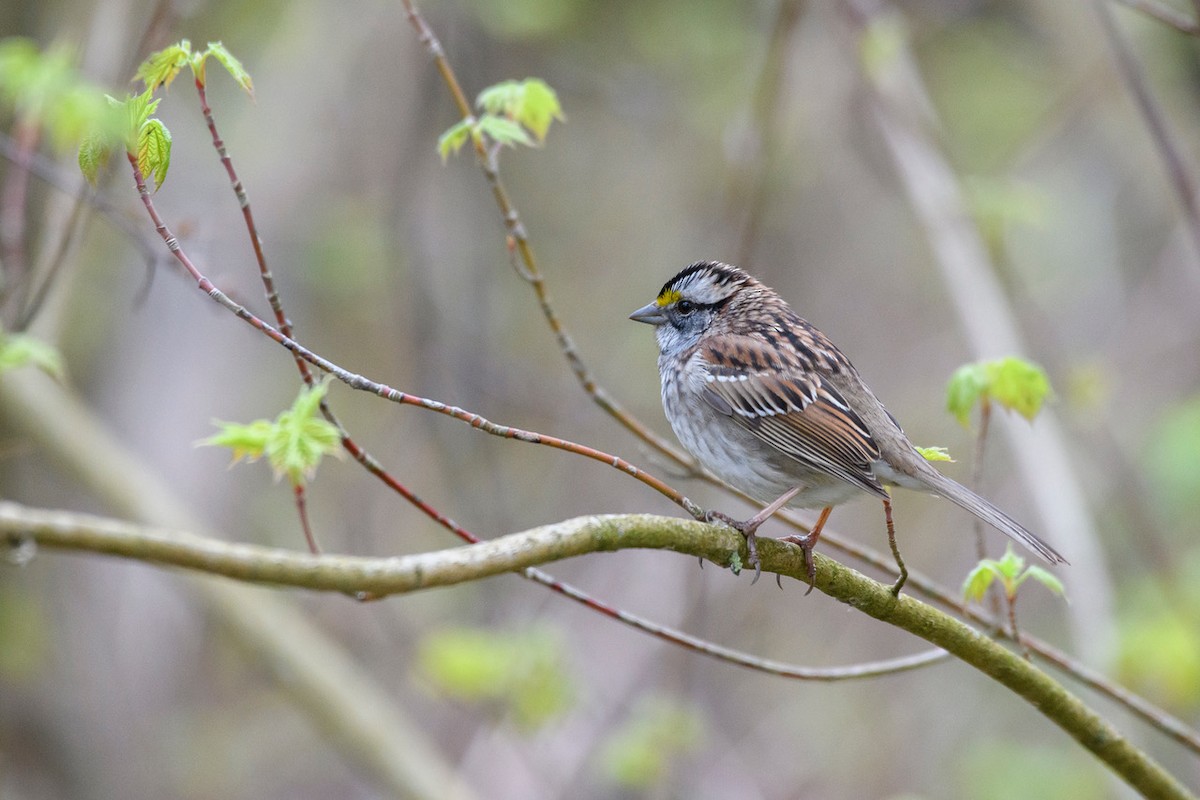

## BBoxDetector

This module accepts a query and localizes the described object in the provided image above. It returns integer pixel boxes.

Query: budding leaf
[266,381,342,486]
[946,362,989,428]
[204,42,254,97]
[946,357,1051,427]
[200,380,342,487]
[78,128,110,186]
[136,117,171,190]
[916,445,954,462]
[986,356,1051,422]
[511,78,563,142]
[1020,566,1067,599]
[477,115,533,148]
[437,117,474,162]
[476,78,563,143]
[476,80,525,117]
[962,562,999,603]
[136,40,192,92]
[203,419,274,464]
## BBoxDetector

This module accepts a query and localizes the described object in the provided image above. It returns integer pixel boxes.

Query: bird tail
[920,470,1068,566]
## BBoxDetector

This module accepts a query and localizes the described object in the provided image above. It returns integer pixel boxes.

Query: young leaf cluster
[915,445,954,462]
[438,77,564,161]
[134,39,253,96]
[200,380,342,488]
[77,40,254,188]
[946,356,1052,427]
[962,544,1066,604]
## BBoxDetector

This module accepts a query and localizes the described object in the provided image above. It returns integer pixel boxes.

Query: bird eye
[676,300,696,315]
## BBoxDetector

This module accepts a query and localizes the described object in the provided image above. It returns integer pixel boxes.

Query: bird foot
[705,509,762,584]
[778,534,818,595]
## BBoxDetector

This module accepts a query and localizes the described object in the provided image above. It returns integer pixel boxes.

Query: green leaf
[108,91,160,152]
[0,333,65,379]
[1021,566,1066,599]
[512,78,563,142]
[477,115,533,148]
[945,357,1052,427]
[77,128,110,186]
[200,419,274,464]
[993,543,1026,580]
[437,117,474,162]
[961,562,997,602]
[136,117,171,190]
[985,356,1051,422]
[945,362,989,427]
[476,78,564,143]
[199,380,342,487]
[476,80,523,116]
[202,42,254,97]
[915,445,954,462]
[136,40,192,92]
[265,380,342,486]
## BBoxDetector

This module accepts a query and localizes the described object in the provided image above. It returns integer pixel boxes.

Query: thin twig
[397,0,959,613]
[126,152,706,519]
[1097,0,1200,263]
[124,143,945,681]
[186,78,953,683]
[400,0,690,467]
[0,120,37,316]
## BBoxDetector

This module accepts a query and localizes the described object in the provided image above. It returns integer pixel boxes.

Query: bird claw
[778,533,818,596]
[705,509,763,584]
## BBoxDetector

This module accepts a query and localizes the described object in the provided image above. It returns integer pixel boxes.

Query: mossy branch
[1,501,1192,800]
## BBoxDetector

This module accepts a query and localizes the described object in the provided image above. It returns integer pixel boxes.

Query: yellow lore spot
[656,289,681,307]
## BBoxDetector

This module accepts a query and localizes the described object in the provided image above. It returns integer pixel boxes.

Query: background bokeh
[2,0,1200,798]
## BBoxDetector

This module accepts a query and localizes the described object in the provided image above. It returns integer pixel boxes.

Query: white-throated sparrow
[630,261,1067,594]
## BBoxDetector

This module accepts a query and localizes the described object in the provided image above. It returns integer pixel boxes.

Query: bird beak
[629,302,667,325]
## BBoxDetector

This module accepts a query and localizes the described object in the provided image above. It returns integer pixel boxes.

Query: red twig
[294,483,321,554]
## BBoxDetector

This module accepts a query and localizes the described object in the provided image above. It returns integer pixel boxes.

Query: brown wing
[698,336,887,498]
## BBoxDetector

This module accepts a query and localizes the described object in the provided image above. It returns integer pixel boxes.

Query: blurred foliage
[465,0,586,39]
[945,356,1053,427]
[957,739,1106,800]
[0,37,118,151]
[1116,553,1200,710]
[0,331,64,379]
[596,695,704,789]
[1143,396,1200,522]
[917,20,1056,172]
[415,626,573,730]
[0,582,48,680]
[964,175,1051,256]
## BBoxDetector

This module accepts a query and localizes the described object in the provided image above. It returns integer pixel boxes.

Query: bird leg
[706,486,802,584]
[883,497,908,596]
[778,506,833,595]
